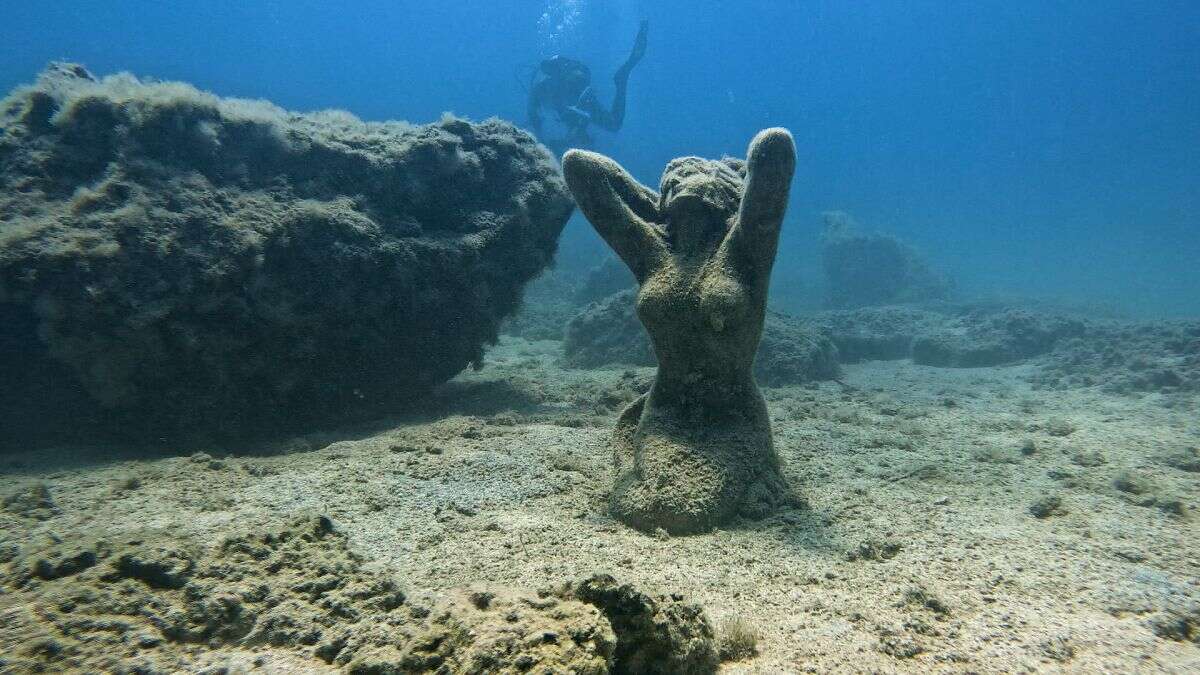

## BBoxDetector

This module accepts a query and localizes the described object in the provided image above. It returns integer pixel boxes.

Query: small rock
[1157,446,1200,473]
[846,540,903,562]
[1155,498,1186,517]
[1039,636,1076,662]
[1070,450,1107,467]
[2,483,60,521]
[1112,471,1150,495]
[972,447,1019,464]
[1029,495,1067,519]
[1045,418,1077,437]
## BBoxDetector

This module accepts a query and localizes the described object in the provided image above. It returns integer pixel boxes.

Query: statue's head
[658,157,746,253]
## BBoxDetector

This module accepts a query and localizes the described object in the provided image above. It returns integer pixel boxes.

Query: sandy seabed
[1,334,1198,673]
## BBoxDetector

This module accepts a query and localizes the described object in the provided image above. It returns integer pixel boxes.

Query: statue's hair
[657,156,744,216]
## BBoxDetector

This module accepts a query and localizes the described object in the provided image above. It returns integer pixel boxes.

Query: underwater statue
[563,128,797,534]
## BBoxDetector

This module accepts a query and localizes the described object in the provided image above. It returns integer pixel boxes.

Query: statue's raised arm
[561,150,667,281]
[729,127,796,269]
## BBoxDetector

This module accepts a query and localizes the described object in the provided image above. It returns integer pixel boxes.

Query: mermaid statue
[562,128,798,534]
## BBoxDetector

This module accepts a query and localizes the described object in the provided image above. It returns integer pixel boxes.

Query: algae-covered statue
[562,128,798,534]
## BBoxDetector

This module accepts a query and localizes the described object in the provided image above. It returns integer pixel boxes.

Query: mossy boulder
[0,63,573,443]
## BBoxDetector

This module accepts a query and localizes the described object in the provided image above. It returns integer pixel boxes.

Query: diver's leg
[614,20,648,85]
[595,20,647,132]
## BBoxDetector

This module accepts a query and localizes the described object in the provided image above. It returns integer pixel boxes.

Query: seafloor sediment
[2,325,1197,672]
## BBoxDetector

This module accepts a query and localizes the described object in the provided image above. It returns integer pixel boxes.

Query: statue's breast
[697,272,751,333]
[636,266,750,335]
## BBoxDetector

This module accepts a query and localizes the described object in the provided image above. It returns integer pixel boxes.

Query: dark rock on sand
[1031,318,1200,394]
[1029,495,1067,518]
[572,574,719,675]
[911,309,1086,367]
[1,483,59,521]
[0,64,573,442]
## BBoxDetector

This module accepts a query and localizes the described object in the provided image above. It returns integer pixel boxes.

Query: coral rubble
[0,514,716,674]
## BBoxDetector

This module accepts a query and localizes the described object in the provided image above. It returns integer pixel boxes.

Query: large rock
[911,308,1085,367]
[1031,319,1200,394]
[0,64,573,441]
[807,305,946,363]
[820,211,952,309]
[811,304,1086,368]
[563,289,840,386]
[575,256,636,305]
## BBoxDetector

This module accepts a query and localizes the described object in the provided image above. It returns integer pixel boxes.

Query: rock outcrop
[820,211,952,309]
[0,514,717,674]
[0,64,573,443]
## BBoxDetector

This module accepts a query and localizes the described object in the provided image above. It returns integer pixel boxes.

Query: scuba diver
[527,20,648,155]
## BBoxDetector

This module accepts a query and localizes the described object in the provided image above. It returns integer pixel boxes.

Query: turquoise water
[3,1,1196,316]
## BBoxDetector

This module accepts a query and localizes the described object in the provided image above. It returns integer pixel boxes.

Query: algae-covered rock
[809,305,947,363]
[575,256,637,305]
[1032,318,1200,394]
[0,514,718,674]
[563,289,656,369]
[571,574,718,674]
[911,308,1086,367]
[0,63,574,442]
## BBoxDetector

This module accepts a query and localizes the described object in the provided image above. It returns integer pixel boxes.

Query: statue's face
[658,158,744,251]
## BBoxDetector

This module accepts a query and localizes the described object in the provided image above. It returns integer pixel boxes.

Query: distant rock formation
[811,305,1084,367]
[810,302,1198,394]
[820,211,952,308]
[0,63,573,443]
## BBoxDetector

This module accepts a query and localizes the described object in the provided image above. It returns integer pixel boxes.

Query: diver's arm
[729,128,796,272]
[562,149,666,281]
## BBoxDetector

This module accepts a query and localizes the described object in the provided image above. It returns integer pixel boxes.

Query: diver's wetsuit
[528,20,647,155]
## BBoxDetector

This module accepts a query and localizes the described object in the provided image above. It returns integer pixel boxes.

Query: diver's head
[658,157,746,255]
[540,56,591,89]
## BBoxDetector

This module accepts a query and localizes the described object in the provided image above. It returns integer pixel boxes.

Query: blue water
[3,0,1197,316]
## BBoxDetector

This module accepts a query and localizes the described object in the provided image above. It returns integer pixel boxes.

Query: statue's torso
[636,255,764,382]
